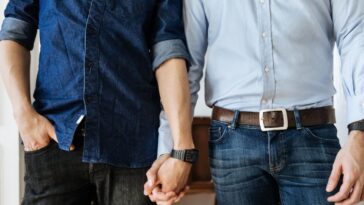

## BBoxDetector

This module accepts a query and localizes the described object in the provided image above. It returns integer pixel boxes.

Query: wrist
[173,138,195,150]
[13,105,35,123]
[171,148,199,164]
[348,130,364,145]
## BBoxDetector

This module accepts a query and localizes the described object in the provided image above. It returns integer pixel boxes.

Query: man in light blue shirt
[147,0,364,204]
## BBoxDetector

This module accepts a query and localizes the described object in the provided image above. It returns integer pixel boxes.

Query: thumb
[146,165,159,187]
[147,155,169,185]
[144,156,168,195]
[47,124,58,143]
[326,158,342,192]
[144,167,158,195]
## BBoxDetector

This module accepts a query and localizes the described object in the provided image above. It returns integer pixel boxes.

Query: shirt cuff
[346,95,364,124]
[152,39,191,71]
[157,111,174,157]
[0,17,37,50]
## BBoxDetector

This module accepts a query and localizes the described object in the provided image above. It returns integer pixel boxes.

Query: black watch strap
[348,120,364,133]
[171,149,199,164]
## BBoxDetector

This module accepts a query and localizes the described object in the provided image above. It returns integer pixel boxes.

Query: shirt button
[262,99,267,104]
[264,66,270,73]
[362,101,364,107]
[262,32,267,38]
[260,0,265,4]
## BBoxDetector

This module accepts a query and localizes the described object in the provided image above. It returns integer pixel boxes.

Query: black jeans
[22,129,154,205]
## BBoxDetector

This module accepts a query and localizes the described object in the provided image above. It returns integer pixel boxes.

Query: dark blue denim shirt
[0,0,190,167]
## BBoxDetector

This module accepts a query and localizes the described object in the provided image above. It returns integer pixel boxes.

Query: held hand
[327,131,364,204]
[150,186,189,205]
[144,154,171,195]
[144,155,178,203]
[144,155,191,204]
[15,108,65,151]
[157,157,192,193]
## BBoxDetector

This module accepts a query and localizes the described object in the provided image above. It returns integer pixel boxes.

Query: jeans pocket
[24,140,57,156]
[209,121,229,144]
[303,124,340,142]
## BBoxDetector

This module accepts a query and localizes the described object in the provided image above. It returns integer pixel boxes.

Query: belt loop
[293,108,302,130]
[230,110,240,130]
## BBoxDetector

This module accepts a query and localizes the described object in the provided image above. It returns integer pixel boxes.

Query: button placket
[259,0,275,109]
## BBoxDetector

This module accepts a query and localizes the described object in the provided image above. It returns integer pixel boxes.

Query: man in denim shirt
[0,0,195,204]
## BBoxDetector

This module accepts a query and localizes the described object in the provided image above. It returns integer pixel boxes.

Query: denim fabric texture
[0,0,190,167]
[209,119,341,205]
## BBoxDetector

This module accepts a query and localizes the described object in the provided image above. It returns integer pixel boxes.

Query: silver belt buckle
[259,108,288,131]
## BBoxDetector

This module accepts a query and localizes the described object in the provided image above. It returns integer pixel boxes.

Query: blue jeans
[209,119,342,205]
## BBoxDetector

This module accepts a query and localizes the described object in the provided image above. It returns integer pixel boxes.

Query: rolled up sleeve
[0,0,38,50]
[151,0,191,71]
[332,0,364,124]
[0,17,37,50]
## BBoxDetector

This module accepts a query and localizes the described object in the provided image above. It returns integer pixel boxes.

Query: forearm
[156,58,194,150]
[0,40,33,119]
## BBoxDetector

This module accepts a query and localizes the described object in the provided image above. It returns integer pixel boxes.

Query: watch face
[185,150,198,163]
[185,152,196,162]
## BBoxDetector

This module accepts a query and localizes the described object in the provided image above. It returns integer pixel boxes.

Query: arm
[0,41,58,150]
[156,59,194,151]
[0,0,62,151]
[326,0,364,203]
[145,0,208,203]
[156,0,209,157]
[145,1,207,203]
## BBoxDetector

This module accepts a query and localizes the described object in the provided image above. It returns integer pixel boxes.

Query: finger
[336,182,363,205]
[145,156,169,192]
[47,125,58,143]
[144,182,161,196]
[173,186,189,203]
[23,146,31,152]
[69,144,76,151]
[156,198,176,205]
[149,194,156,202]
[174,192,185,203]
[152,188,177,201]
[327,159,342,192]
[328,172,356,202]
[145,167,160,195]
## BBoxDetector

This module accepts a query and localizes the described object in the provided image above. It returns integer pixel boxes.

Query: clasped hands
[144,154,192,205]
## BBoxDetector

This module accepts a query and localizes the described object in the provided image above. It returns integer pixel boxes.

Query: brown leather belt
[212,106,336,131]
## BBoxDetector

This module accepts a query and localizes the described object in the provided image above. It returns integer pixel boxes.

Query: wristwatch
[171,149,199,164]
[348,120,364,133]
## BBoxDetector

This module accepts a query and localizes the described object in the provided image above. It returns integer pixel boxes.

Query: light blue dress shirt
[157,0,364,156]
